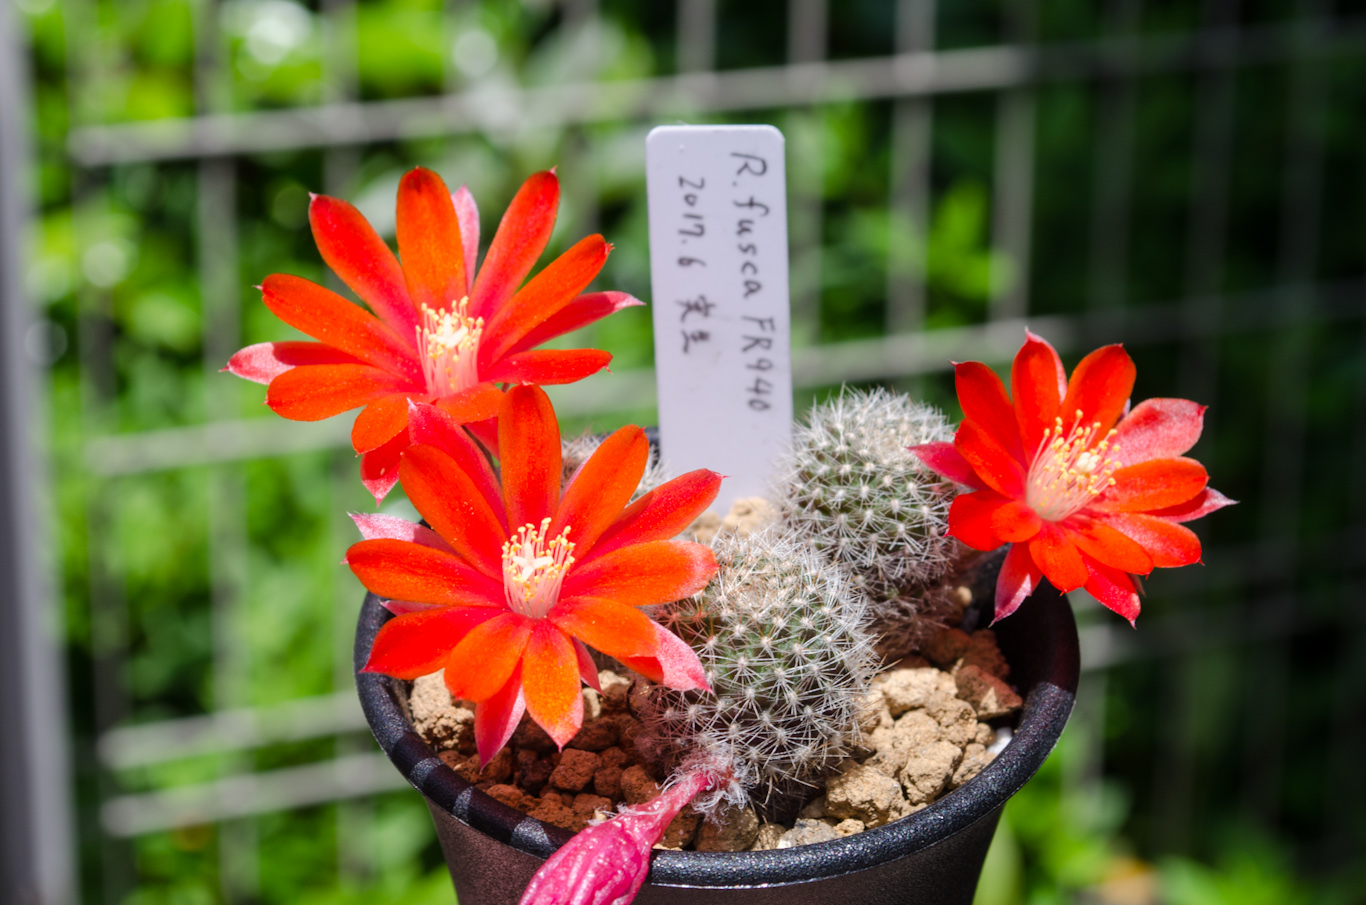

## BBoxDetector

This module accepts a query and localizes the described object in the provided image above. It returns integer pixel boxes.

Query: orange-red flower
[350,386,720,762]
[911,332,1232,624]
[227,167,639,502]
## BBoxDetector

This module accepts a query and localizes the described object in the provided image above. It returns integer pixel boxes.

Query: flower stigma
[1025,410,1121,522]
[418,298,483,396]
[502,518,575,619]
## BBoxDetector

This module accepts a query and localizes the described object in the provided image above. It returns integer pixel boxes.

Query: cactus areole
[354,555,1079,905]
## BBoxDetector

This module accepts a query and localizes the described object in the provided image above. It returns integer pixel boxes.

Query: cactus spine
[773,387,964,657]
[641,529,876,816]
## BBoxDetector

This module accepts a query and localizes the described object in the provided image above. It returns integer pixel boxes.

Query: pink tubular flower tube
[518,768,723,905]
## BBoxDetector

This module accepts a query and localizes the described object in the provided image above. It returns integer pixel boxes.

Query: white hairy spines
[774,387,960,645]
[641,529,877,817]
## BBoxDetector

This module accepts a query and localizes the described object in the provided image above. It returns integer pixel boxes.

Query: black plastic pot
[354,577,1078,905]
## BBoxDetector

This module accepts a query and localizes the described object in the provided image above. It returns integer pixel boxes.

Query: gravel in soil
[407,627,1021,850]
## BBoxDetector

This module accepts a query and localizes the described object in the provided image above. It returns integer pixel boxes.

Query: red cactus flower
[226,167,639,503]
[911,331,1233,624]
[350,386,720,762]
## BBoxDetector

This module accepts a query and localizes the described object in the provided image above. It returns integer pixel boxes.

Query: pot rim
[354,573,1079,888]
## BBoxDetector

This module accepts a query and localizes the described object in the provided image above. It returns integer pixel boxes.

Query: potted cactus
[229,167,1229,905]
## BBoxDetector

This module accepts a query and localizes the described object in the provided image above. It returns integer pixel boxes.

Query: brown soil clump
[407,626,1021,847]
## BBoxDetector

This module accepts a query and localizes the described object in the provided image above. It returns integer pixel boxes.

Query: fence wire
[4,0,1364,901]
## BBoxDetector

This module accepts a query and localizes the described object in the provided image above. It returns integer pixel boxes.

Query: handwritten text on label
[646,125,793,514]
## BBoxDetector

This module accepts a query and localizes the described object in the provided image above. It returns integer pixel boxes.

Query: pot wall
[425,797,1004,905]
[355,571,1079,905]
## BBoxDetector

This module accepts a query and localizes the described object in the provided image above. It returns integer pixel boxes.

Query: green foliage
[21,0,1365,902]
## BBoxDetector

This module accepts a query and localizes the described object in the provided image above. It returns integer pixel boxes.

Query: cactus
[774,387,962,650]
[866,577,972,663]
[639,529,877,817]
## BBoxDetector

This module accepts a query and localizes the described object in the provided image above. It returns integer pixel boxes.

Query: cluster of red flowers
[228,166,1228,905]
[228,167,719,758]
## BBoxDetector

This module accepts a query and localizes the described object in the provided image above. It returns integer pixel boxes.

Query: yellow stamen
[502,519,575,619]
[1025,410,1122,522]
[417,298,483,395]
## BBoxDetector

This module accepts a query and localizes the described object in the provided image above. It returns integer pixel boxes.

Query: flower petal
[346,538,502,607]
[482,348,612,386]
[466,416,500,453]
[947,490,1011,551]
[399,445,508,577]
[473,668,525,766]
[549,596,660,660]
[909,442,987,490]
[994,541,1043,622]
[521,622,584,749]
[261,274,421,379]
[1065,519,1153,574]
[363,606,499,679]
[360,429,408,505]
[434,383,505,424]
[452,185,480,290]
[1103,513,1202,567]
[955,361,1025,463]
[1114,398,1206,468]
[1082,558,1141,624]
[587,470,723,563]
[989,500,1042,542]
[616,623,710,693]
[1011,330,1066,456]
[561,540,718,607]
[1059,344,1135,434]
[481,235,611,365]
[499,386,562,530]
[309,193,419,340]
[407,401,505,525]
[470,170,559,321]
[352,393,421,454]
[396,168,467,314]
[225,341,361,385]
[1147,487,1236,523]
[382,599,444,616]
[1028,522,1089,592]
[267,366,413,422]
[550,425,648,556]
[444,613,534,702]
[955,420,1026,499]
[1094,457,1208,513]
[505,291,643,357]
[573,639,602,692]
[350,512,454,553]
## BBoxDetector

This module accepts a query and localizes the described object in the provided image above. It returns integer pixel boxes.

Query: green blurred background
[7,0,1366,902]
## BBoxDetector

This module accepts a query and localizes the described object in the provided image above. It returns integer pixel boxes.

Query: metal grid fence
[4,0,1365,901]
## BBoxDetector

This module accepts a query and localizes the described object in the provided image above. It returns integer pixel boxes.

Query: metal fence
[4,0,1365,901]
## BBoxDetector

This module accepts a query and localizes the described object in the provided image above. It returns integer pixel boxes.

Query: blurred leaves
[21,0,1366,903]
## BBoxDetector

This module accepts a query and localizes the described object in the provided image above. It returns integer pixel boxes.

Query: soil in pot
[355,565,1078,905]
[406,618,1023,852]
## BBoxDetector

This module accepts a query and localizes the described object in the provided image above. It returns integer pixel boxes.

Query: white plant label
[646,124,793,514]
